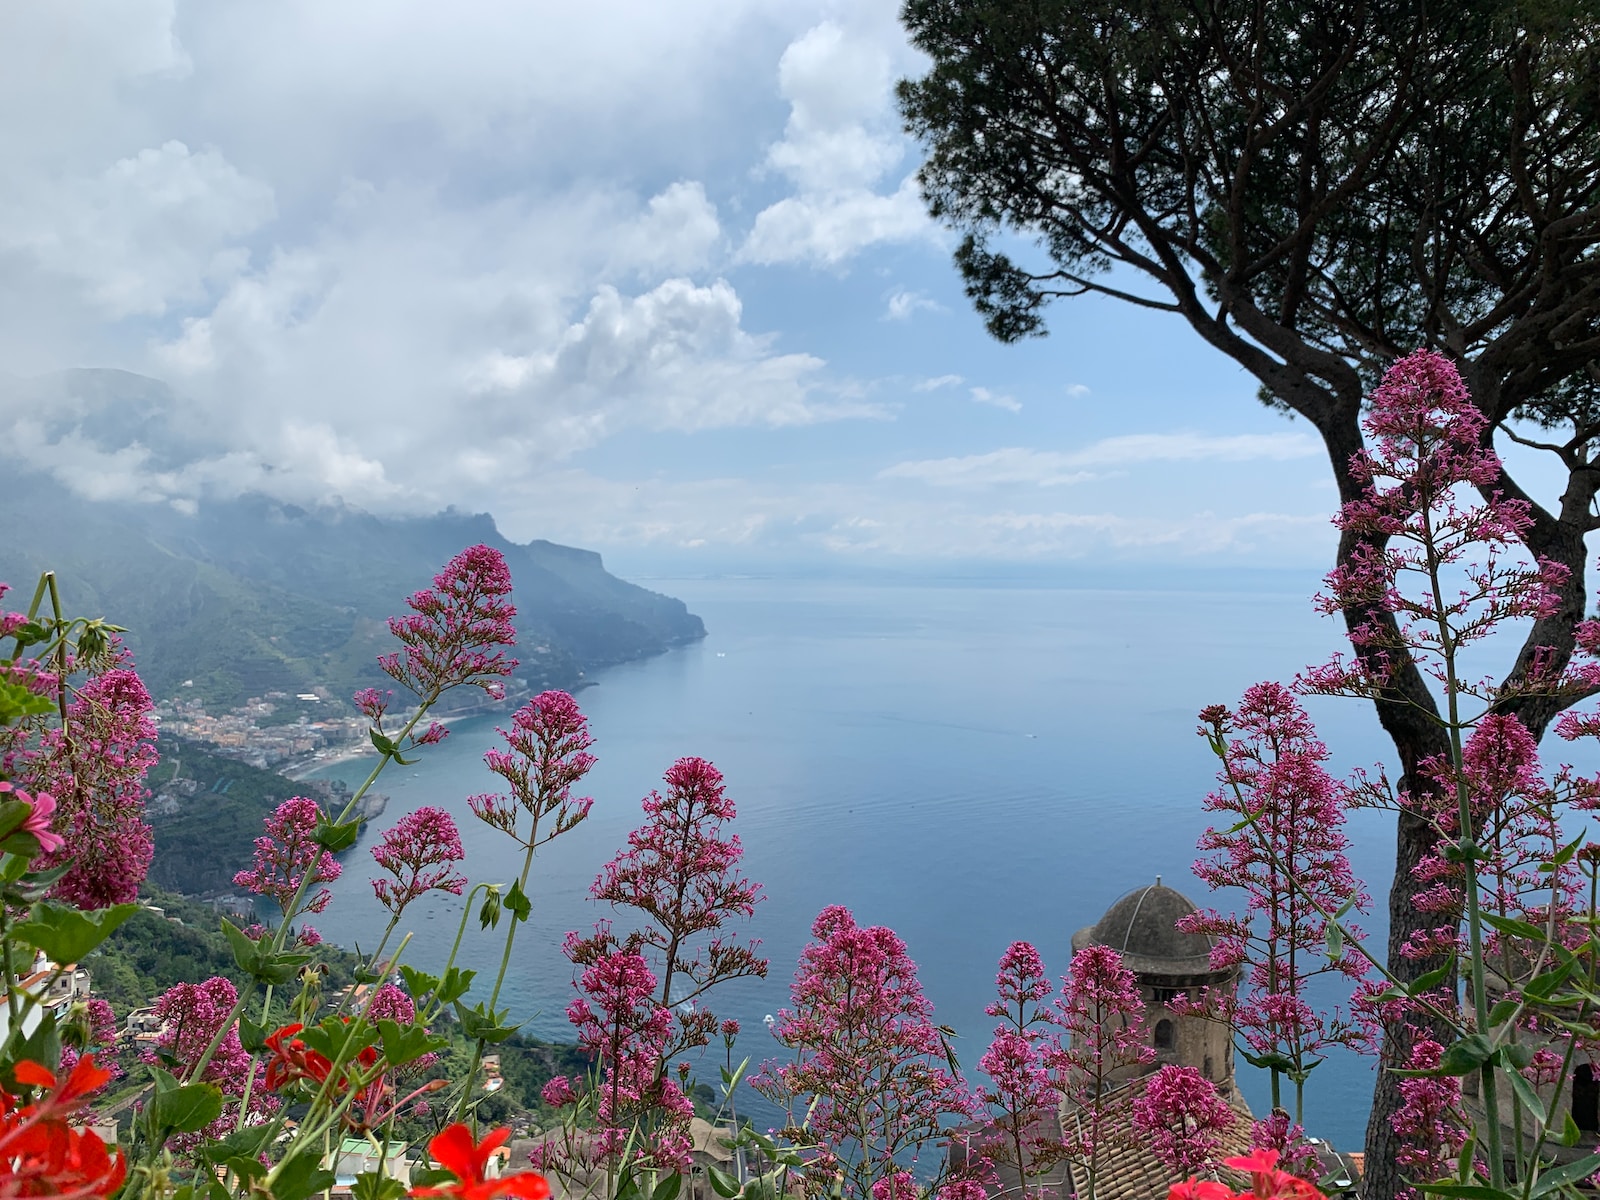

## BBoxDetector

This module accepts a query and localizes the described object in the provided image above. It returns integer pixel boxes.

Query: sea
[308,570,1586,1154]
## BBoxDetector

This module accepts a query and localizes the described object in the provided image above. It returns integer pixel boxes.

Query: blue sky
[7,0,1549,574]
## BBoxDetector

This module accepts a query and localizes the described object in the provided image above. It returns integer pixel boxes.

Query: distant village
[152,689,371,776]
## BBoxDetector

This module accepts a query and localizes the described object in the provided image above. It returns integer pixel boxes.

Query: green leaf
[615,1168,642,1200]
[1436,1034,1495,1076]
[436,967,476,1005]
[1479,912,1549,944]
[14,902,137,963]
[224,1157,268,1185]
[149,1083,224,1134]
[504,879,532,922]
[221,919,259,971]
[1528,1152,1600,1199]
[0,800,35,842]
[1239,1048,1297,1072]
[653,1173,683,1200]
[314,816,361,853]
[1408,958,1456,997]
[1325,922,1343,961]
[452,1000,520,1044]
[707,1167,742,1199]
[1495,1042,1534,1071]
[399,966,440,998]
[1503,1063,1547,1126]
[0,829,41,860]
[352,1173,410,1200]
[238,1016,267,1054]
[1486,999,1520,1027]
[370,729,399,757]
[0,678,53,723]
[409,1169,456,1189]
[271,1152,338,1200]
[1524,961,1578,1000]
[377,1018,448,1068]
[1559,1111,1582,1147]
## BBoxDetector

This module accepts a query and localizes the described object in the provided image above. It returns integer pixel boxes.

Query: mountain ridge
[0,370,704,708]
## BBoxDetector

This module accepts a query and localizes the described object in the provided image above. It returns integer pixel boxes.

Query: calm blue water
[308,573,1543,1153]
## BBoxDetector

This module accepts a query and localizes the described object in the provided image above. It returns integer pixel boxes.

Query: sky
[0,0,1565,575]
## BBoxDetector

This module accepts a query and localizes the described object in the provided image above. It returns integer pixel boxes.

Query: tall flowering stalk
[567,756,767,1061]
[536,948,696,1180]
[1291,350,1582,1191]
[1056,943,1155,1200]
[1185,685,1369,1121]
[459,689,596,1117]
[24,663,158,909]
[976,941,1065,1200]
[187,546,518,1101]
[752,905,984,1200]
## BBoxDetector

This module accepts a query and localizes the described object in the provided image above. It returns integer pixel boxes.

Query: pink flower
[574,756,766,1060]
[378,545,518,703]
[469,691,595,849]
[25,665,158,907]
[0,782,63,855]
[233,797,342,917]
[1130,1065,1234,1178]
[371,806,467,916]
[752,906,980,1200]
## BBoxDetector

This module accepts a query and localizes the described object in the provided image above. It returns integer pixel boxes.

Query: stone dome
[1070,879,1220,976]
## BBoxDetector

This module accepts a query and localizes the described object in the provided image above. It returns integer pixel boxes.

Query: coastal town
[151,690,372,776]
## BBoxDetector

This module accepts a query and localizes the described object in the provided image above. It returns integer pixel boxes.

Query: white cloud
[1065,383,1091,398]
[881,448,1092,488]
[1,141,275,318]
[738,21,933,266]
[914,374,963,392]
[881,432,1321,488]
[883,288,943,321]
[608,182,722,278]
[969,387,1021,413]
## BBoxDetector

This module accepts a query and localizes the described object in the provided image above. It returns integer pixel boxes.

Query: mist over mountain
[0,369,705,707]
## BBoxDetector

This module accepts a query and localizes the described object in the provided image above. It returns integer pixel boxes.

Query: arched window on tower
[1154,1019,1174,1051]
[1575,1064,1599,1133]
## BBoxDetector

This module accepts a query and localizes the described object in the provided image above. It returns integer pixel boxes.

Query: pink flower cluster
[233,797,343,917]
[371,805,467,916]
[378,544,519,703]
[1390,1037,1470,1193]
[469,691,595,849]
[1129,1064,1234,1178]
[753,905,982,1200]
[145,977,277,1145]
[1184,686,1368,1076]
[1056,942,1156,1167]
[574,756,766,1056]
[27,666,158,908]
[543,949,693,1173]
[1301,349,1566,705]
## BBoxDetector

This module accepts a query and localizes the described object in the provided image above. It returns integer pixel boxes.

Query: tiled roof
[1060,1077,1256,1200]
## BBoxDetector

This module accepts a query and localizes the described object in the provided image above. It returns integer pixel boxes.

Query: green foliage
[86,887,366,1014]
[144,736,307,895]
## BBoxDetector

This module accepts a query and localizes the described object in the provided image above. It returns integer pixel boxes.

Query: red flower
[263,1024,333,1092]
[1222,1148,1321,1200]
[412,1125,551,1200]
[1168,1149,1321,1200]
[0,1055,126,1199]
